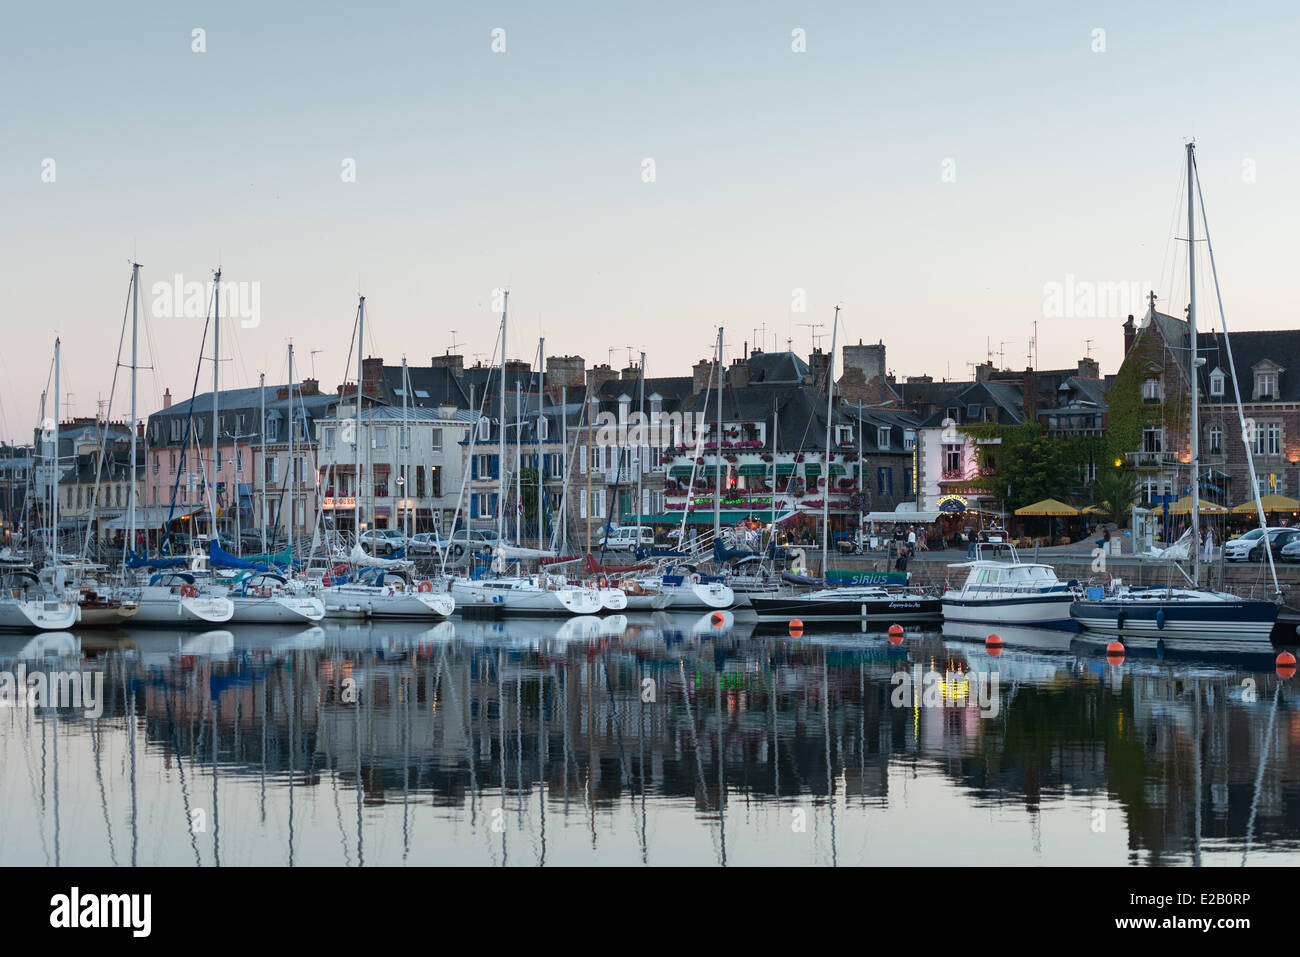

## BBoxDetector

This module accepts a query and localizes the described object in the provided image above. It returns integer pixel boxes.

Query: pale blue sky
[3,0,1298,441]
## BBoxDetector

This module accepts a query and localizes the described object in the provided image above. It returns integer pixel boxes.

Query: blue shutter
[490,493,498,517]
[471,495,479,518]
[491,455,499,479]
[471,456,478,480]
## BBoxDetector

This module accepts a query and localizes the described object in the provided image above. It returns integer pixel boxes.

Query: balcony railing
[1126,450,1178,468]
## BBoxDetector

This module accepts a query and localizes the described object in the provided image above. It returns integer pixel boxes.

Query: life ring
[180,584,197,598]
[418,580,433,593]
[598,575,608,589]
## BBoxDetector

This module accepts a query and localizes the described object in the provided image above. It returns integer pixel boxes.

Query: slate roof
[1197,329,1300,404]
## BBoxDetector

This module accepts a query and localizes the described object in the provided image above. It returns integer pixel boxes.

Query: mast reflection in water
[1,617,1297,866]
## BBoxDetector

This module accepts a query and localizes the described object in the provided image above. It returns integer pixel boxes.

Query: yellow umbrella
[1168,495,1227,515]
[1231,493,1300,514]
[1081,505,1107,514]
[1013,498,1079,516]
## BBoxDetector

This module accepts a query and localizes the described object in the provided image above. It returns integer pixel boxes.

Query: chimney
[545,355,586,390]
[975,361,995,382]
[163,388,172,410]
[841,339,887,403]
[726,357,750,389]
[1021,367,1037,424]
[1123,315,1136,355]
[587,363,618,398]
[807,348,832,397]
[361,357,384,398]
[300,378,320,395]
[431,353,464,377]
[621,364,640,381]
[692,358,718,395]
[1076,357,1100,379]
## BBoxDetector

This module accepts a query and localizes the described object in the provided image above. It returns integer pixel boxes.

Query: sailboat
[448,292,602,616]
[318,296,455,620]
[1070,143,1279,648]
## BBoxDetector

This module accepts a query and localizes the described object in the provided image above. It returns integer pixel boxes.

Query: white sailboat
[318,296,455,620]
[1070,143,1278,646]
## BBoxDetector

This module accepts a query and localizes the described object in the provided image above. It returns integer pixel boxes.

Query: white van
[596,526,656,551]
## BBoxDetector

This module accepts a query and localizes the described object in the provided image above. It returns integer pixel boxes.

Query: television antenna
[798,322,825,350]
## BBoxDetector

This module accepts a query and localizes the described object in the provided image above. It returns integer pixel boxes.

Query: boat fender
[1156,608,1165,631]
[690,573,702,585]
[418,580,433,592]
[598,575,608,589]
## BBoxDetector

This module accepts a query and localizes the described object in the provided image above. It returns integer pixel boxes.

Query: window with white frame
[1209,369,1225,397]
[1142,378,1162,401]
[430,428,443,452]
[877,427,890,449]
[1208,426,1222,455]
[1255,371,1277,399]
[373,427,388,450]
[478,417,490,442]
[903,430,916,451]
[1142,427,1163,453]
[323,428,335,450]
[943,445,962,473]
[1254,422,1282,457]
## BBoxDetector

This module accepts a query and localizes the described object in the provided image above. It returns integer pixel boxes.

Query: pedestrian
[907,526,917,550]
[1203,526,1214,562]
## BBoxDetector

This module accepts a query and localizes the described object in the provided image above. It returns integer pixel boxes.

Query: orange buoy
[888,623,904,638]
[789,618,804,637]
[985,633,1003,657]
[1106,640,1125,665]
[1277,651,1296,679]
[888,629,904,647]
[711,612,725,627]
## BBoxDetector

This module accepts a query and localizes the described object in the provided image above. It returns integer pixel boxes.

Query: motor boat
[751,585,942,626]
[941,544,1078,631]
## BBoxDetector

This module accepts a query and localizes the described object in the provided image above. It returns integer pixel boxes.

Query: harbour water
[2,615,1297,866]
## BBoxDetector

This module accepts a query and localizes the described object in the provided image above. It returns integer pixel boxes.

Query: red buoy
[1106,640,1125,665]
[789,618,804,637]
[1277,651,1296,679]
[888,623,904,637]
[711,612,725,627]
[888,628,904,646]
[985,633,1003,657]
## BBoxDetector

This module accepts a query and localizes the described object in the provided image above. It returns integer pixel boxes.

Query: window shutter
[471,456,478,480]
[580,448,587,474]
[490,493,498,517]
[491,455,499,479]
[471,495,479,518]
[579,490,587,518]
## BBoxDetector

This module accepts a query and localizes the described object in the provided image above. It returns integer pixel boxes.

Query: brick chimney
[974,361,995,382]
[545,355,586,390]
[361,356,384,398]
[807,348,832,396]
[299,378,320,395]
[726,357,750,389]
[586,363,618,398]
[841,339,888,403]
[1076,357,1100,379]
[1021,367,1038,424]
[1123,315,1136,355]
[692,358,718,395]
[163,388,172,409]
[621,364,640,381]
[431,353,464,377]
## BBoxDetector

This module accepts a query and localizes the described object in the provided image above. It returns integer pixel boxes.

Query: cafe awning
[1232,493,1300,514]
[1013,498,1079,517]
[1168,495,1228,515]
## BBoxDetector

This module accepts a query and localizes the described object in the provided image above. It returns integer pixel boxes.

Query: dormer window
[1142,377,1162,402]
[877,427,890,449]
[1209,369,1225,397]
[1255,371,1277,400]
[478,416,490,442]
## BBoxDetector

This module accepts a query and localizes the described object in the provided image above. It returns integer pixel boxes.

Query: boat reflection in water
[1,618,1298,867]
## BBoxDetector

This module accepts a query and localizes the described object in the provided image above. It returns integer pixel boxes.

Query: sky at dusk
[4,0,1300,442]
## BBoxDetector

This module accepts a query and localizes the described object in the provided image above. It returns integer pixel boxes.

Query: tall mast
[401,356,410,539]
[498,291,508,547]
[52,337,60,580]
[822,306,840,576]
[259,371,266,554]
[288,342,295,563]
[213,267,221,542]
[515,382,522,546]
[636,350,645,537]
[1187,142,1201,587]
[713,327,723,539]
[560,384,568,553]
[538,339,546,550]
[354,296,364,543]
[128,262,140,556]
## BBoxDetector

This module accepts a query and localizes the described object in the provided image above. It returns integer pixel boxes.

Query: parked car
[445,529,499,558]
[1279,535,1300,563]
[1223,527,1289,562]
[407,532,448,556]
[595,526,655,552]
[359,528,408,555]
[1265,527,1300,561]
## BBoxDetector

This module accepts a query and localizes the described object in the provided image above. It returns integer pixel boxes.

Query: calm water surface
[1,613,1297,866]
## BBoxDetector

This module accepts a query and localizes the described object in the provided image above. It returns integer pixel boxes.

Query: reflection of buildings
[7,631,1299,864]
